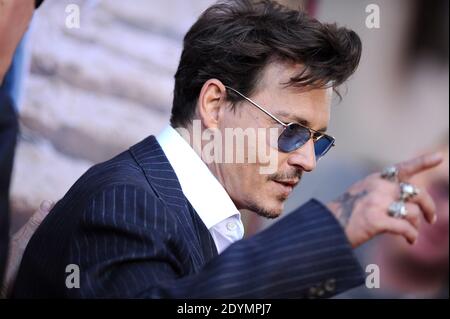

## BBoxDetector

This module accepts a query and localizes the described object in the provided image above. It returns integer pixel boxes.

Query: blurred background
[8,0,449,298]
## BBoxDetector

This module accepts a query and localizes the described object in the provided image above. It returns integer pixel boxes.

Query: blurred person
[0,0,44,287]
[8,0,443,298]
[0,0,43,82]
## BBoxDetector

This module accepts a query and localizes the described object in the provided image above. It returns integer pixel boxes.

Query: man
[11,0,442,298]
[0,0,44,287]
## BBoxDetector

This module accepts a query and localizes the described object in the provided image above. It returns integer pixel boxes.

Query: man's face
[215,61,332,218]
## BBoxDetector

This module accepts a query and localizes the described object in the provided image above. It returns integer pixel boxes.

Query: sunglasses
[225,86,335,160]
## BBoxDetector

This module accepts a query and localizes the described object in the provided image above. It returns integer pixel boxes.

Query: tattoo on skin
[334,190,368,228]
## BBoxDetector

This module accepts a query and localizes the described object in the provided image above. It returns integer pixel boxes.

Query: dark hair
[170,0,362,127]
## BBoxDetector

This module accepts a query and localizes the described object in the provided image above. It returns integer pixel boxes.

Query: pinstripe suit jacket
[12,136,364,298]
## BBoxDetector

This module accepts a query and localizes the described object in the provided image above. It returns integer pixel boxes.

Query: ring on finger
[388,200,408,219]
[399,182,420,201]
[381,166,399,183]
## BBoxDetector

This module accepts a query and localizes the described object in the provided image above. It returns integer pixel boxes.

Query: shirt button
[226,222,237,231]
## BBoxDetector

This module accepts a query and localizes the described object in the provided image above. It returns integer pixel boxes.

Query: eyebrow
[274,110,328,133]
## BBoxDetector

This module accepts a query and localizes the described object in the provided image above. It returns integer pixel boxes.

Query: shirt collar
[156,125,241,230]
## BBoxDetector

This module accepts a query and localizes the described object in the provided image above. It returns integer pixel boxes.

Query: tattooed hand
[327,153,443,248]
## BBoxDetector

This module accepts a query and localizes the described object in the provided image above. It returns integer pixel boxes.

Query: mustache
[267,169,303,182]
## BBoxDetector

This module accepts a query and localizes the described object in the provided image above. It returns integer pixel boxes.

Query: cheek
[252,128,284,175]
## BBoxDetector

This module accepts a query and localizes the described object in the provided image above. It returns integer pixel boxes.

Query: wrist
[326,201,341,219]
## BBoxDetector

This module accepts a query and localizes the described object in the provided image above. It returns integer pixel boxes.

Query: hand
[0,200,53,298]
[327,153,443,248]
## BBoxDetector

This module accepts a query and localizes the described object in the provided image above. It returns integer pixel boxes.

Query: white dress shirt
[157,125,244,254]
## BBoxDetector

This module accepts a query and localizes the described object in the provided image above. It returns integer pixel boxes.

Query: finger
[29,200,53,228]
[39,200,54,212]
[381,217,419,244]
[408,189,437,224]
[404,203,422,229]
[397,152,443,180]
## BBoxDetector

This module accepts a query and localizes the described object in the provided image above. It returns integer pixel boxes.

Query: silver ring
[381,166,399,182]
[399,182,420,201]
[388,201,408,219]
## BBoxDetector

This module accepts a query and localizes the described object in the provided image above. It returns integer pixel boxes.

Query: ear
[196,79,227,129]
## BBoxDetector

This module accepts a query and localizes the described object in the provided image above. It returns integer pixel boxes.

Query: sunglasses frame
[224,86,336,156]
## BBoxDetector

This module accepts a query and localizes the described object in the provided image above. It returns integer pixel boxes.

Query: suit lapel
[129,136,218,269]
[129,136,187,210]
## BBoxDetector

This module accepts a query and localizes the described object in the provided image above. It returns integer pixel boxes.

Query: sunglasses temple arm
[225,86,287,127]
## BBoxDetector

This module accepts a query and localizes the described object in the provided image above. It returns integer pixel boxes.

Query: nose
[286,138,317,172]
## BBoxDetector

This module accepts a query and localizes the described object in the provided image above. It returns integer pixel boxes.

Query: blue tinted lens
[277,123,310,153]
[314,135,334,159]
[278,123,334,158]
